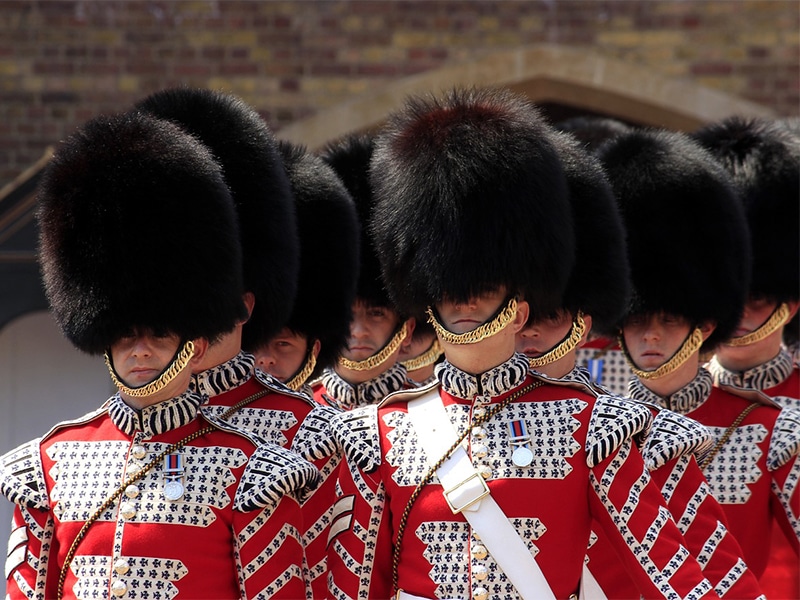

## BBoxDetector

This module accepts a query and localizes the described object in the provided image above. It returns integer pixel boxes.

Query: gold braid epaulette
[528,312,586,369]
[401,339,443,372]
[427,297,518,345]
[337,321,409,372]
[726,302,790,347]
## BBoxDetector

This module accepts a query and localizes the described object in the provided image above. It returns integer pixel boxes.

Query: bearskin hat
[320,134,393,311]
[135,87,299,349]
[555,115,633,154]
[598,128,751,350]
[550,130,631,335]
[37,111,246,355]
[693,116,799,303]
[261,140,360,372]
[369,87,575,319]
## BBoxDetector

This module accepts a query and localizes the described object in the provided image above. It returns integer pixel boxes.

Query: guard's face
[253,327,310,383]
[515,310,573,358]
[435,288,508,335]
[399,330,437,361]
[110,330,182,388]
[342,300,401,361]
[622,312,691,371]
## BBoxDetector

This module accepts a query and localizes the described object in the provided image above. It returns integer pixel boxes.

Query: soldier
[399,318,444,386]
[693,116,800,599]
[249,140,361,598]
[135,88,352,598]
[315,134,416,410]
[517,129,763,598]
[327,87,718,600]
[599,127,800,595]
[0,111,317,599]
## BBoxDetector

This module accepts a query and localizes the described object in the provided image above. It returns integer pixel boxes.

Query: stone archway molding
[278,43,775,150]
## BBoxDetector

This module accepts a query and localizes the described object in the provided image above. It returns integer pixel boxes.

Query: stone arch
[279,43,775,150]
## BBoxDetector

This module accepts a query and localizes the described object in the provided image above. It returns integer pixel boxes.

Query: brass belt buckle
[443,471,490,514]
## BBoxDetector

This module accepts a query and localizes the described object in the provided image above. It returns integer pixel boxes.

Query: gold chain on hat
[620,326,704,380]
[337,321,409,372]
[391,380,541,595]
[105,340,196,398]
[57,387,271,600]
[528,312,586,369]
[400,339,443,372]
[285,349,317,391]
[725,302,790,347]
[427,297,518,345]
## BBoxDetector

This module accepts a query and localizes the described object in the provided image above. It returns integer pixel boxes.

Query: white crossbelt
[406,389,557,600]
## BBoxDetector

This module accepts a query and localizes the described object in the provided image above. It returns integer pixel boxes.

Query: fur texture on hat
[256,140,360,372]
[135,87,299,349]
[320,133,394,311]
[693,116,799,303]
[369,87,575,319]
[551,130,631,335]
[598,128,752,349]
[555,115,633,154]
[37,111,246,354]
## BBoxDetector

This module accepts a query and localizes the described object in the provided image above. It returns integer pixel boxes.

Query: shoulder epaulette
[292,405,344,461]
[330,405,382,473]
[235,441,321,510]
[253,368,317,408]
[1,439,49,510]
[640,408,714,471]
[767,407,800,471]
[586,395,652,467]
[379,380,439,408]
[717,384,782,408]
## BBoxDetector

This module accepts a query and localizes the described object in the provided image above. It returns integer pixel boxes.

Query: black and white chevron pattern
[708,349,794,392]
[235,442,321,510]
[330,406,381,473]
[436,353,529,399]
[0,439,48,510]
[291,405,344,461]
[640,409,714,471]
[767,407,800,470]
[109,390,204,437]
[586,395,652,467]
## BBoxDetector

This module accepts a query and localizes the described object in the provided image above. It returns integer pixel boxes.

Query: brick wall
[0,0,797,187]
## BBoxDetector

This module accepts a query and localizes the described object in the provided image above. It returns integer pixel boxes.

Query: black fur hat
[693,116,799,303]
[555,115,633,154]
[135,87,299,349]
[598,128,751,350]
[37,111,246,355]
[320,134,393,311]
[262,140,360,372]
[369,87,575,319]
[551,130,631,335]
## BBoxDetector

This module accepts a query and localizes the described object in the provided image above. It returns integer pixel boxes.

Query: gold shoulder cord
[620,327,704,380]
[698,403,758,471]
[400,339,443,372]
[285,349,317,391]
[725,302,790,347]
[337,321,409,372]
[528,312,586,369]
[105,340,196,398]
[57,388,271,600]
[391,380,542,596]
[426,297,518,345]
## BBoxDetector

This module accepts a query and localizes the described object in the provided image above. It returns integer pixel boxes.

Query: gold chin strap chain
[698,403,758,471]
[391,380,542,596]
[726,302,790,347]
[337,321,409,372]
[528,312,586,369]
[57,388,271,600]
[426,297,518,346]
[285,349,317,391]
[400,339,444,372]
[620,326,704,381]
[105,340,196,398]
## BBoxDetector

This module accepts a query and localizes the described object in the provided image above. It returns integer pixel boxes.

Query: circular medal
[163,480,184,501]
[512,446,533,467]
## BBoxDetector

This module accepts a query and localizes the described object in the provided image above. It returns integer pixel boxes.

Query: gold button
[124,485,139,499]
[113,557,130,575]
[478,465,492,479]
[472,564,488,580]
[471,427,487,439]
[471,543,487,560]
[472,444,488,459]
[473,407,487,419]
[119,502,136,520]
[111,579,127,596]
[131,445,146,460]
[473,586,489,600]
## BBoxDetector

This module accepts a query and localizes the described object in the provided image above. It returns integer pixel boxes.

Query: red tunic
[2,391,316,599]
[328,356,717,600]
